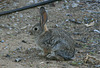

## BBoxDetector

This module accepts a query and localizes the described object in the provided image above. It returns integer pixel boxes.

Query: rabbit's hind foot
[46,52,64,61]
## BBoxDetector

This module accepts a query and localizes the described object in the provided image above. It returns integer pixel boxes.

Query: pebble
[16,19,20,22]
[66,13,71,16]
[5,54,10,58]
[19,14,23,18]
[4,46,8,49]
[66,5,69,9]
[29,0,34,3]
[98,40,100,43]
[72,2,79,8]
[27,0,34,5]
[6,32,11,35]
[0,40,4,43]
[57,8,62,11]
[66,19,69,22]
[15,58,22,62]
[34,0,38,3]
[94,29,100,34]
[73,32,81,35]
[69,19,81,24]
[40,62,44,64]
[83,17,95,24]
[27,15,31,18]
[84,22,94,27]
[13,2,19,7]
[11,16,15,19]
[9,27,12,30]
[76,0,80,3]
[95,65,100,68]
[98,51,100,54]
[55,24,59,27]
[15,47,22,51]
[81,38,87,43]
[64,0,67,3]
[0,29,2,31]
[22,40,27,43]
[21,26,27,29]
[76,38,87,43]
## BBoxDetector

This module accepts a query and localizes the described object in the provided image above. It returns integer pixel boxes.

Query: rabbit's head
[30,7,48,36]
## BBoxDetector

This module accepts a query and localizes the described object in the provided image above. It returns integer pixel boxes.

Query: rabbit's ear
[39,7,48,31]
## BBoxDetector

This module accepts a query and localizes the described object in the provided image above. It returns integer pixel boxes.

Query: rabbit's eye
[34,27,38,31]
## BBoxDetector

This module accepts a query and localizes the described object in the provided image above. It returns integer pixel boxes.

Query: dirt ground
[0,0,100,68]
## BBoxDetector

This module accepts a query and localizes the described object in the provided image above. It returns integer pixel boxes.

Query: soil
[0,0,100,68]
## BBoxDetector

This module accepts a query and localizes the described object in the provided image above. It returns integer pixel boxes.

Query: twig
[0,0,61,16]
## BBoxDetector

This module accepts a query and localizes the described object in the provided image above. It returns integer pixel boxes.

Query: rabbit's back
[37,28,74,47]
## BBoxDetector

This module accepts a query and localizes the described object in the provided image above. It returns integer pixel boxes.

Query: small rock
[9,27,12,30]
[11,16,15,19]
[19,14,23,18]
[5,54,10,58]
[6,32,11,35]
[40,62,44,64]
[16,19,20,22]
[66,13,72,16]
[14,46,22,51]
[83,17,95,27]
[66,5,69,9]
[76,38,87,43]
[13,2,19,7]
[13,23,17,27]
[98,40,100,44]
[0,29,2,31]
[94,29,100,34]
[57,8,62,11]
[64,0,67,3]
[21,26,27,29]
[27,15,31,18]
[4,46,8,49]
[85,23,94,27]
[0,40,4,43]
[72,2,79,8]
[76,0,80,3]
[34,0,38,3]
[62,5,66,9]
[15,58,22,62]
[78,50,85,53]
[29,0,34,3]
[22,40,27,43]
[55,24,59,27]
[66,19,69,22]
[95,65,100,68]
[73,32,81,35]
[69,19,81,24]
[98,51,100,54]
[81,38,87,43]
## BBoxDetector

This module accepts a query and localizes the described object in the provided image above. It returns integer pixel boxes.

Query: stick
[0,0,61,16]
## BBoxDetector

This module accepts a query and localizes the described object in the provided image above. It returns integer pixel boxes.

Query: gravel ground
[0,0,100,68]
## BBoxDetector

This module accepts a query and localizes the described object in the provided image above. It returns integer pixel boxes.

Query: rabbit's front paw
[46,53,64,60]
[46,52,56,59]
[46,54,55,59]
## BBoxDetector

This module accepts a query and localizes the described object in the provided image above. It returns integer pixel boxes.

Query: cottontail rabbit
[30,7,75,60]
